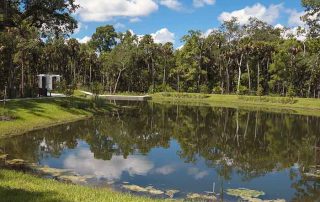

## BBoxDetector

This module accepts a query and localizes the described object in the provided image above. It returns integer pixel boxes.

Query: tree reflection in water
[1,102,320,201]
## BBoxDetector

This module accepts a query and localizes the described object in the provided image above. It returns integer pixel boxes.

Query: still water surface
[1,102,320,201]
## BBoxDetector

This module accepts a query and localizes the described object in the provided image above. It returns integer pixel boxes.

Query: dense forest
[0,0,320,98]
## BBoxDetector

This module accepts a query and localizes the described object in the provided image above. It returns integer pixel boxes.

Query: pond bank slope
[152,93,320,117]
[0,97,114,138]
[0,169,161,202]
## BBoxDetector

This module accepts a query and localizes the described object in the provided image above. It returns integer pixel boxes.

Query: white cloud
[75,0,158,22]
[130,17,141,23]
[193,0,215,8]
[274,23,284,29]
[64,149,154,180]
[159,0,182,11]
[218,3,282,25]
[202,28,217,38]
[283,27,307,41]
[76,36,91,44]
[74,22,82,34]
[154,165,176,175]
[187,167,209,180]
[114,23,126,29]
[151,28,175,44]
[287,9,305,27]
[177,44,184,50]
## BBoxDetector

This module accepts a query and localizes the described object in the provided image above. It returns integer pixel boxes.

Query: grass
[0,169,161,202]
[152,92,320,117]
[0,96,115,138]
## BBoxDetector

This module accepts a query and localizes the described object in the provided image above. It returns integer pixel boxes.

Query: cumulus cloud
[130,17,141,23]
[76,36,91,44]
[64,149,154,180]
[218,3,282,25]
[151,28,175,44]
[75,0,158,22]
[154,165,176,175]
[114,23,126,29]
[287,9,305,27]
[193,0,215,8]
[187,167,209,180]
[159,0,182,10]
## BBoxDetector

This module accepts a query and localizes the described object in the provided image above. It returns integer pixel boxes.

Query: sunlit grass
[152,93,320,117]
[0,97,113,138]
[0,169,162,202]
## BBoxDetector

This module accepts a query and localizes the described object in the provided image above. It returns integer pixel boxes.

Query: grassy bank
[0,96,114,138]
[0,169,160,202]
[152,93,320,117]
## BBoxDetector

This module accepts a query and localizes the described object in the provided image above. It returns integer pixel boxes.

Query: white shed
[38,74,61,96]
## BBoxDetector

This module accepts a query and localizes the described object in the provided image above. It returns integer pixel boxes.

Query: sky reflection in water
[1,102,320,201]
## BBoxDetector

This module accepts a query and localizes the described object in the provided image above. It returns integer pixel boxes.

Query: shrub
[237,85,249,95]
[287,85,295,99]
[56,80,75,96]
[212,86,223,94]
[148,84,175,93]
[256,85,264,97]
[187,86,196,93]
[91,82,103,99]
[199,85,210,94]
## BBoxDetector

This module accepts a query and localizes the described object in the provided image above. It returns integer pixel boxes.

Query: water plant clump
[226,188,265,198]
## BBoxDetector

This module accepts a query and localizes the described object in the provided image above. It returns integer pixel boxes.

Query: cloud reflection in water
[63,148,154,180]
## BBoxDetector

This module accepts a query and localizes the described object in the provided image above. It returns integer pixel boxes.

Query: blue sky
[72,0,305,47]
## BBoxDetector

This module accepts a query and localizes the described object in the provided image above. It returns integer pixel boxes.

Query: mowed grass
[0,169,161,202]
[152,93,320,117]
[0,97,113,138]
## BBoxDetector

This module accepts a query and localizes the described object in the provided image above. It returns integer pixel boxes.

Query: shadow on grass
[2,97,115,124]
[0,186,71,202]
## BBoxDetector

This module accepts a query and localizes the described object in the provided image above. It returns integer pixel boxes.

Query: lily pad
[58,175,90,184]
[242,197,286,202]
[122,184,148,193]
[122,184,165,195]
[145,186,164,195]
[33,166,74,177]
[187,193,217,201]
[226,188,265,198]
[165,189,179,198]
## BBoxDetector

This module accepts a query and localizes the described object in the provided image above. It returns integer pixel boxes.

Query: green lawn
[152,93,320,117]
[0,96,114,138]
[0,169,161,202]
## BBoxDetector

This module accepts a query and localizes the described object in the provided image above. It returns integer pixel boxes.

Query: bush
[56,80,75,96]
[212,86,223,94]
[287,85,295,99]
[199,85,210,94]
[256,85,264,97]
[91,82,103,99]
[237,85,249,95]
[148,84,175,93]
[187,86,196,93]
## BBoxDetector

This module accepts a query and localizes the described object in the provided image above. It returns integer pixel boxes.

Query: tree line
[0,0,319,98]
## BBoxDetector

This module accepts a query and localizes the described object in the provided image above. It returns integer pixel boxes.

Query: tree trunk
[237,54,243,94]
[89,63,92,84]
[21,61,24,97]
[114,66,126,94]
[257,62,260,89]
[177,74,180,92]
[246,60,251,93]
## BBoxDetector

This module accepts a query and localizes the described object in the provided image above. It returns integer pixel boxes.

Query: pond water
[1,101,320,201]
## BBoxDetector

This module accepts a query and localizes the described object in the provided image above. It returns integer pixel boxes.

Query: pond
[1,101,320,201]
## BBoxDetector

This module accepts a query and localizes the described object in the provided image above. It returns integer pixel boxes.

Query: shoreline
[151,93,320,117]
